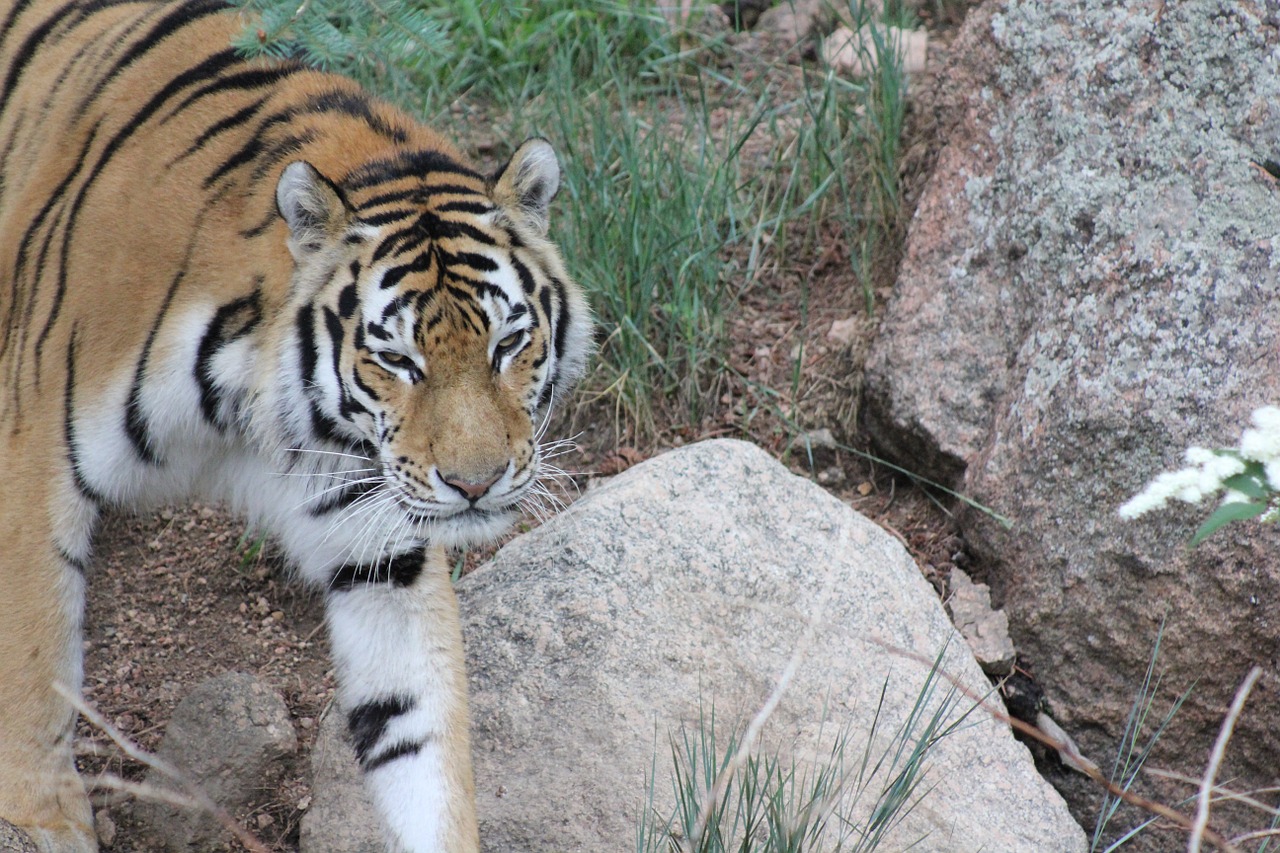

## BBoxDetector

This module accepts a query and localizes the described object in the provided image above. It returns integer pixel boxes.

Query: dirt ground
[74,9,978,852]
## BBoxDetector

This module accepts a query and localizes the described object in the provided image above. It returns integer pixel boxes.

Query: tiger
[0,0,593,850]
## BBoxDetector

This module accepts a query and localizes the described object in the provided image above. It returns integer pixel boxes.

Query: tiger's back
[0,2,591,850]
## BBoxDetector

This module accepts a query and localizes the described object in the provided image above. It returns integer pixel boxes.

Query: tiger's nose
[440,470,503,501]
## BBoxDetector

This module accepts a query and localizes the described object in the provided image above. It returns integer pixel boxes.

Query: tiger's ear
[276,161,350,258]
[491,138,560,237]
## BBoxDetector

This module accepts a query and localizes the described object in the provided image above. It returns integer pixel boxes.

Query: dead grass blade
[872,640,1244,853]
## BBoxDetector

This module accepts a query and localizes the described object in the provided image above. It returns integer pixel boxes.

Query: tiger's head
[271,138,592,549]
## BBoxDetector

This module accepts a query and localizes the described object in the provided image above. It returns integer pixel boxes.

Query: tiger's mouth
[371,457,527,549]
[399,501,519,550]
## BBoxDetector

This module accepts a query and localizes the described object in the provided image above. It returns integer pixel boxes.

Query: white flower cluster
[1118,405,1280,520]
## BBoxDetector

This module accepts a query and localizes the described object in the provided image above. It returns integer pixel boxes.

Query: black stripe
[446,271,504,296]
[344,150,483,191]
[329,547,426,592]
[75,0,229,120]
[451,277,508,306]
[338,282,358,318]
[379,294,410,323]
[161,65,299,126]
[0,0,38,54]
[324,305,362,420]
[443,250,497,273]
[347,695,415,767]
[203,132,264,189]
[445,295,485,336]
[172,95,267,163]
[125,269,187,465]
[436,200,493,215]
[535,361,555,411]
[0,102,27,205]
[550,277,570,362]
[35,48,243,374]
[63,323,105,505]
[538,286,560,389]
[358,208,415,227]
[371,220,427,264]
[422,308,445,334]
[363,739,425,772]
[431,217,500,246]
[511,256,538,295]
[296,305,317,387]
[355,182,484,211]
[301,89,408,142]
[58,546,89,574]
[322,305,343,375]
[356,187,421,209]
[3,119,99,365]
[195,290,262,429]
[296,305,350,445]
[239,207,277,239]
[378,253,431,290]
[249,131,319,181]
[309,400,347,447]
[202,102,312,190]
[350,359,379,401]
[0,0,89,120]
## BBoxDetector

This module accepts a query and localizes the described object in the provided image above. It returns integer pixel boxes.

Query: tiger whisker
[286,446,371,462]
[310,485,393,563]
[287,475,383,514]
[532,384,556,443]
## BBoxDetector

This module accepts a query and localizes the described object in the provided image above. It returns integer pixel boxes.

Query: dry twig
[1189,666,1262,853]
[680,529,843,852]
[873,640,1244,853]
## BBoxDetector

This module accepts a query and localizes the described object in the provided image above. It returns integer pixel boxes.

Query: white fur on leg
[322,551,475,852]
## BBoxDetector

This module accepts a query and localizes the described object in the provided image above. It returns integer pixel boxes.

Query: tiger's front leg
[319,545,479,852]
[0,459,98,853]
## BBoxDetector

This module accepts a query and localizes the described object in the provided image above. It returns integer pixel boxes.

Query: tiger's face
[275,139,590,548]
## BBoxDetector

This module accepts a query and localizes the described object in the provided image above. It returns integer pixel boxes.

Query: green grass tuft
[1090,622,1194,852]
[637,650,974,853]
[232,0,916,434]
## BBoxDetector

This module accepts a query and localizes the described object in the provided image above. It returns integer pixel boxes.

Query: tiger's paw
[8,819,97,853]
[1,791,97,853]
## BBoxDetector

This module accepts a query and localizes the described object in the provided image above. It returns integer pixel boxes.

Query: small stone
[826,316,862,346]
[946,568,1017,676]
[0,819,38,853]
[255,813,275,830]
[822,25,928,78]
[95,811,118,848]
[753,0,819,47]
[799,428,837,450]
[134,672,296,851]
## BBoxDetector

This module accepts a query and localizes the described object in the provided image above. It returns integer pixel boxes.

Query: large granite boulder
[305,440,1085,851]
[863,0,1280,839]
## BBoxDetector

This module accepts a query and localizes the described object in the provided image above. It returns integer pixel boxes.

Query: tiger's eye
[381,352,414,369]
[496,332,521,351]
